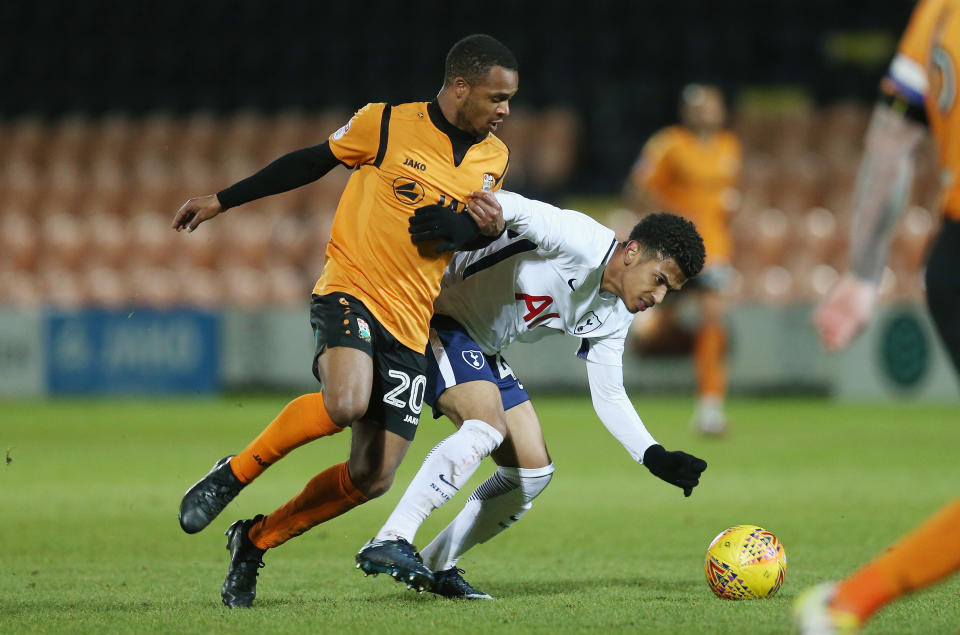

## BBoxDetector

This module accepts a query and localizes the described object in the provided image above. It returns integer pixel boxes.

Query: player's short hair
[681,83,722,107]
[627,213,706,280]
[444,34,518,85]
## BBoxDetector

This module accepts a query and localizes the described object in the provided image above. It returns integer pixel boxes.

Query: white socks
[420,463,554,571]
[694,395,726,434]
[375,419,503,543]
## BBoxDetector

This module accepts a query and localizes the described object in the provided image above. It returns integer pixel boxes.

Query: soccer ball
[704,524,787,600]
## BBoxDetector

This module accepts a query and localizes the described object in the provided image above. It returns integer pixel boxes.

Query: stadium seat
[84,265,129,308]
[0,269,42,308]
[1,209,39,272]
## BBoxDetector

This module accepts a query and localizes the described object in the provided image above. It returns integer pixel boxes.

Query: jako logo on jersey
[332,121,351,140]
[356,317,372,342]
[393,177,426,205]
[403,158,427,171]
[403,414,419,425]
[462,350,485,370]
[482,173,495,191]
[575,311,603,334]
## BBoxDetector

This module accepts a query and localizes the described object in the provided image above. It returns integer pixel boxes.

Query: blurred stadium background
[1,0,957,400]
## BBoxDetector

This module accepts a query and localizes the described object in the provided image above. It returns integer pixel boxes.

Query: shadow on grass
[335,574,700,605]
[1,575,700,615]
[486,575,698,600]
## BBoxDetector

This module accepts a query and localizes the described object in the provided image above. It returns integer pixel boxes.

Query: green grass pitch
[3,395,959,633]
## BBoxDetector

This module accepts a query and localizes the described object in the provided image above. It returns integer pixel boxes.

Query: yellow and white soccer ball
[704,524,787,600]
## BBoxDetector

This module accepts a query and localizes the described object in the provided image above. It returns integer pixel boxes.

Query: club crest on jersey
[574,311,603,334]
[332,120,351,141]
[393,177,426,205]
[356,318,372,342]
[481,173,495,191]
[462,350,485,370]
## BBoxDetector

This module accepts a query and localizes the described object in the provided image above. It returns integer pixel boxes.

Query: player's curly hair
[627,212,705,280]
[444,34,518,85]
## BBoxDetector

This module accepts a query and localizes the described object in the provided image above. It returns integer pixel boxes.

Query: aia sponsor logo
[516,293,559,328]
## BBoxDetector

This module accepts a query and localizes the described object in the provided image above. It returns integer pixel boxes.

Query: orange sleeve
[327,103,386,167]
[897,0,941,63]
[727,133,743,183]
[883,0,943,104]
[636,128,675,196]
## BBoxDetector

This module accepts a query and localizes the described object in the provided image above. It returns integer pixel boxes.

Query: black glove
[643,444,707,497]
[408,204,483,253]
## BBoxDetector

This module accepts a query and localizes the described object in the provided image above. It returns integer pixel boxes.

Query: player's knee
[483,413,508,439]
[518,463,554,504]
[361,477,393,499]
[349,463,395,499]
[322,390,367,427]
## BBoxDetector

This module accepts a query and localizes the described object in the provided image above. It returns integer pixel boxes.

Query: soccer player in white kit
[356,189,709,598]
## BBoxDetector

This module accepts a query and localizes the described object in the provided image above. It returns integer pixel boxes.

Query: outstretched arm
[585,359,657,462]
[814,102,925,350]
[586,360,707,496]
[172,142,343,232]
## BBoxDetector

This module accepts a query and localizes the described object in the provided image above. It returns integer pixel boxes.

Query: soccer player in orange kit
[797,1,960,631]
[630,84,741,435]
[171,34,517,607]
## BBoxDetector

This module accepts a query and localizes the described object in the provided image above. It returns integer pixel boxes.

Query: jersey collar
[597,238,619,300]
[428,100,485,166]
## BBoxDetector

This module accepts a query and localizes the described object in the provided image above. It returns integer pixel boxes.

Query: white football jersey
[434,190,633,366]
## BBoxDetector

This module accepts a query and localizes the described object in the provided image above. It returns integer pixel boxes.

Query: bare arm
[814,102,926,350]
[847,103,925,283]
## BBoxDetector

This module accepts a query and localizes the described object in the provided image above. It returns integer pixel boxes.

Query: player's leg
[794,496,960,632]
[356,381,504,590]
[924,220,960,375]
[421,395,555,599]
[357,319,507,587]
[219,293,386,607]
[692,276,728,436]
[239,295,377,480]
[367,380,506,543]
[228,340,371,483]
[246,419,408,549]
[220,418,406,608]
[179,293,370,535]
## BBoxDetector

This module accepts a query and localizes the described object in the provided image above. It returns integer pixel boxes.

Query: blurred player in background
[171,34,517,607]
[628,84,742,436]
[798,0,960,632]
[356,191,708,599]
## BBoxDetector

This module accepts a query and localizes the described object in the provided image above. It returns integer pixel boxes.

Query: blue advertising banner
[45,309,219,394]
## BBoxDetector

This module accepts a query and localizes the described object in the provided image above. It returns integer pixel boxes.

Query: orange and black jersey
[636,126,741,265]
[218,101,509,351]
[312,101,509,352]
[884,0,960,219]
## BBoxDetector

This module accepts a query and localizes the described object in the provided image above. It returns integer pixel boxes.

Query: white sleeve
[585,359,658,463]
[577,332,625,366]
[497,190,614,261]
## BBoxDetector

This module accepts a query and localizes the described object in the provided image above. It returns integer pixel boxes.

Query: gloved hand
[408,204,483,253]
[643,444,707,497]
